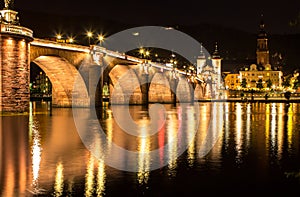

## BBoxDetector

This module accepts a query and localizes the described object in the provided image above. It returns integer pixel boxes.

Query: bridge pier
[141,74,149,105]
[89,65,103,107]
[170,78,179,104]
[0,9,33,112]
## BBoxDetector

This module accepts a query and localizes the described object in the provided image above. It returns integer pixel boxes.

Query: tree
[256,79,263,89]
[293,78,300,90]
[241,78,247,88]
[282,75,291,88]
[284,91,291,100]
[292,72,300,90]
[266,79,273,89]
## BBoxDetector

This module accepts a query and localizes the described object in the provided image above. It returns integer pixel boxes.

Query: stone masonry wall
[0,34,32,112]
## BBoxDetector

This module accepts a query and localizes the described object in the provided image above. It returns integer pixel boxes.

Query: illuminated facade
[224,73,240,90]
[196,43,223,98]
[239,64,283,89]
[0,6,33,112]
[225,19,283,90]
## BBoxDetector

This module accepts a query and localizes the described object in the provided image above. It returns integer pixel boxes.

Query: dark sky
[13,0,300,34]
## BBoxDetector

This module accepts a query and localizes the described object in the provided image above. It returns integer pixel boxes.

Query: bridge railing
[0,24,33,38]
[92,45,204,82]
[32,38,90,52]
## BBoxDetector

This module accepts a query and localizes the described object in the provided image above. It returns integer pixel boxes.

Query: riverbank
[196,97,300,103]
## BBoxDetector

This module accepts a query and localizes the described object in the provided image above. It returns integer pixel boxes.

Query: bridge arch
[109,64,142,104]
[176,77,192,102]
[149,72,172,103]
[194,83,205,100]
[32,55,89,107]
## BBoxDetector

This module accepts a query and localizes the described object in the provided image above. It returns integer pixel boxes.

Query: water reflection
[29,102,43,193]
[0,114,29,197]
[53,161,64,197]
[85,154,95,197]
[96,159,106,197]
[0,101,300,196]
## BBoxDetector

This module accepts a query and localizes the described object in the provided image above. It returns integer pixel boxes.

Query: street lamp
[145,50,150,58]
[139,48,145,58]
[56,34,62,40]
[68,37,74,44]
[98,34,104,46]
[87,31,93,45]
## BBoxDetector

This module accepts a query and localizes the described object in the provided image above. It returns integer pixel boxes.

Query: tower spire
[198,43,205,59]
[258,14,267,38]
[212,42,220,59]
[256,14,269,65]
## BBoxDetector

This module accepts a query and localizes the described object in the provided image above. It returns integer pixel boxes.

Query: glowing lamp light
[56,34,62,40]
[98,35,104,41]
[139,48,144,55]
[87,32,93,38]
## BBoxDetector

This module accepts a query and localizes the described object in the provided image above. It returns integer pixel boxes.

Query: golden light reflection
[29,102,42,192]
[53,161,64,197]
[137,121,150,184]
[209,103,224,160]
[235,103,243,161]
[187,107,196,167]
[96,159,106,197]
[270,103,277,150]
[277,103,284,158]
[196,103,211,158]
[224,103,230,145]
[105,110,113,154]
[287,104,293,150]
[246,103,251,147]
[265,104,270,149]
[167,109,178,177]
[85,154,95,197]
[31,127,41,185]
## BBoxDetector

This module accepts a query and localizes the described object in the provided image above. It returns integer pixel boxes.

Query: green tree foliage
[284,91,291,100]
[282,76,291,88]
[266,79,273,89]
[241,78,247,88]
[256,79,263,89]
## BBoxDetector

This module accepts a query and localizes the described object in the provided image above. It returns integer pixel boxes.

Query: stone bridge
[0,21,210,112]
[29,40,208,107]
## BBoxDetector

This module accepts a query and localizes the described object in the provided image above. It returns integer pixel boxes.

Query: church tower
[196,44,206,75]
[211,42,222,88]
[256,16,269,66]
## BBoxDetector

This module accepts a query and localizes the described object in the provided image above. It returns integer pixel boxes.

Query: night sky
[13,0,300,35]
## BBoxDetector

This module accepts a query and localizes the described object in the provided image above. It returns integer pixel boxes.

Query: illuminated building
[196,42,223,98]
[224,19,283,90]
[224,73,240,90]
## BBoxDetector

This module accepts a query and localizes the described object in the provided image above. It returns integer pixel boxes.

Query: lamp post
[98,34,104,46]
[87,31,93,45]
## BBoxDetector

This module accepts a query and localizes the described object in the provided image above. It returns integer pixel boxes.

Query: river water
[1,101,300,196]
